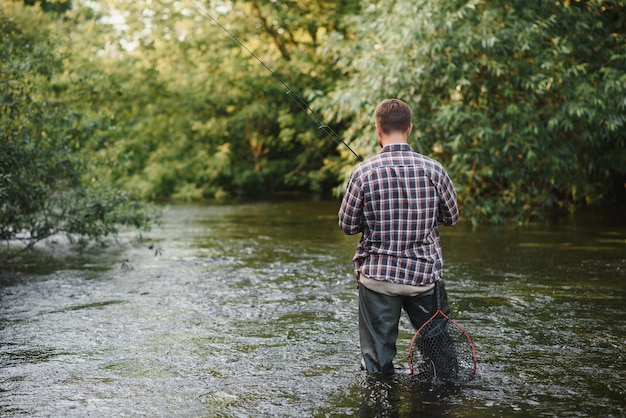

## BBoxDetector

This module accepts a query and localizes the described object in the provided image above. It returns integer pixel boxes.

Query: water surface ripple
[1,200,624,417]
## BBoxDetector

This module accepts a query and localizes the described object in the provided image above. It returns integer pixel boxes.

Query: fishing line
[187,0,362,161]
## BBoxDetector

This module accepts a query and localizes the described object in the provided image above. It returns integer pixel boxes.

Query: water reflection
[359,374,464,417]
[0,200,624,417]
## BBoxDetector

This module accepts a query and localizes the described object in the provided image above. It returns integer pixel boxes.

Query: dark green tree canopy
[319,0,626,223]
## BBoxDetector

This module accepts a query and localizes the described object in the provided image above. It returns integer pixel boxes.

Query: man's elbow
[338,220,361,235]
[438,209,459,226]
[448,209,460,226]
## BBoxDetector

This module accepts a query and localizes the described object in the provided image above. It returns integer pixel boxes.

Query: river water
[1,199,624,417]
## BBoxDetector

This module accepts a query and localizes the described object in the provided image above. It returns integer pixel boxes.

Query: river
[1,199,624,417]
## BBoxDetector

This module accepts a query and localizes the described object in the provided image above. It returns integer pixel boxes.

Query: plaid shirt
[338,143,459,286]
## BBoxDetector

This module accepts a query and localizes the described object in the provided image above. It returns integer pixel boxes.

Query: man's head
[375,99,412,135]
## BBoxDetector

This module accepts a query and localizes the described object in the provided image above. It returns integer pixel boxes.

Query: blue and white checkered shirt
[339,143,459,286]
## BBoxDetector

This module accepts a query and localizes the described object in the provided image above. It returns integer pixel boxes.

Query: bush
[0,3,156,261]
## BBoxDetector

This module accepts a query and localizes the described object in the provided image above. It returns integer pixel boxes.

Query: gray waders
[358,280,451,374]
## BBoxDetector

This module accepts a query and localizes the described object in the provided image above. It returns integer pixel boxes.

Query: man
[338,98,459,374]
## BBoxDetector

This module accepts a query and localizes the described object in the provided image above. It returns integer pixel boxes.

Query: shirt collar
[380,143,413,153]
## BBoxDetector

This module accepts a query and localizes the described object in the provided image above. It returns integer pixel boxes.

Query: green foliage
[0,2,156,259]
[23,0,71,14]
[2,0,623,232]
[47,0,358,202]
[320,0,626,223]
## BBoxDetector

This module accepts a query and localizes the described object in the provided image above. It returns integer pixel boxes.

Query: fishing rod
[187,0,362,162]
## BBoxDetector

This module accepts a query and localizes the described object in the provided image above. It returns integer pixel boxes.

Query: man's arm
[338,174,364,235]
[437,171,459,226]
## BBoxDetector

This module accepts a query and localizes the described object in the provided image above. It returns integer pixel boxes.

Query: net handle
[435,280,441,311]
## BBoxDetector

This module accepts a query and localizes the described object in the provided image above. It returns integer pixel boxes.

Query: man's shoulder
[413,153,446,171]
[352,148,449,178]
[370,150,444,170]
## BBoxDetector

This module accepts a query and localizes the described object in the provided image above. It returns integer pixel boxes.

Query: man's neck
[380,133,408,147]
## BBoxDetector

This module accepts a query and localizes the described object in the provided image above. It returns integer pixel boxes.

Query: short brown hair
[375,99,411,134]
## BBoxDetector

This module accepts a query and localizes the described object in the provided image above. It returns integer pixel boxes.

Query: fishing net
[408,288,477,384]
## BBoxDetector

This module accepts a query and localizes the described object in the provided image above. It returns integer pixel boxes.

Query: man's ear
[407,123,413,136]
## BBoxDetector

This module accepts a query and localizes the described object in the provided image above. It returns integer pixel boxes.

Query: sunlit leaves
[60,0,361,199]
[0,2,156,258]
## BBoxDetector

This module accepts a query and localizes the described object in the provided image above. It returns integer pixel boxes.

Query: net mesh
[408,310,476,384]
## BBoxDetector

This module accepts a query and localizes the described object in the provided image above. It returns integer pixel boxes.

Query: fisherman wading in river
[338,98,459,374]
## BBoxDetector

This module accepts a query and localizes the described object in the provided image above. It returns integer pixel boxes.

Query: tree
[55,0,361,201]
[6,0,621,229]
[319,0,626,223]
[0,2,156,261]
